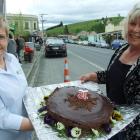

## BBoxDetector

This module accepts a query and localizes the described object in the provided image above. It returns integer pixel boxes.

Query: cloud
[6,0,140,28]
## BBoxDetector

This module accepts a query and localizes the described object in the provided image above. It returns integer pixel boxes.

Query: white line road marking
[73,45,110,54]
[68,50,105,71]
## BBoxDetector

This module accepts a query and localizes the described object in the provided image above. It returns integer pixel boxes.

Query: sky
[6,0,140,29]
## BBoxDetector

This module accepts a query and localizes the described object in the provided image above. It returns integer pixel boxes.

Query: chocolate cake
[46,86,113,131]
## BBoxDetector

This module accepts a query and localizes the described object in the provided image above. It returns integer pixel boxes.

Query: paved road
[22,49,42,86]
[34,44,114,94]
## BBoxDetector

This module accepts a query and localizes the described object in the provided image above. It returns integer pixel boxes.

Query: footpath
[22,49,42,140]
[21,48,42,86]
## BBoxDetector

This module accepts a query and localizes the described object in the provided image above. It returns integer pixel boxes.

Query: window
[25,22,29,29]
[34,22,37,30]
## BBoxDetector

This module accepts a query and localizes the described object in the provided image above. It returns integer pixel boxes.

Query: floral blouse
[96,44,140,140]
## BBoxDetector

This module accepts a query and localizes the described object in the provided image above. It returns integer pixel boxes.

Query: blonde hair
[0,17,9,37]
[123,3,140,40]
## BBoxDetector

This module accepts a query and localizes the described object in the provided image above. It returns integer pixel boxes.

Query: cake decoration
[66,89,97,111]
[76,89,89,100]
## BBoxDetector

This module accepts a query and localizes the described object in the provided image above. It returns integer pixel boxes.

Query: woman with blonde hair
[0,17,33,140]
[80,3,140,140]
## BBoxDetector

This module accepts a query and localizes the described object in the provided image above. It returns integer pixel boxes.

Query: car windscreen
[47,39,64,45]
[26,42,34,48]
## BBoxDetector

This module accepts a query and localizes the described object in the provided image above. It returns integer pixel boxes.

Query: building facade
[6,13,39,35]
[105,19,124,33]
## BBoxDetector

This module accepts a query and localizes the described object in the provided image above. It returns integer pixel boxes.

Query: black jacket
[96,44,140,139]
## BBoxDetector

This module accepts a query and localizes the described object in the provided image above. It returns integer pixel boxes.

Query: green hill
[45,16,124,37]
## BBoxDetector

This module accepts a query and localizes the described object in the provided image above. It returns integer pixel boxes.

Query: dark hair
[9,33,13,39]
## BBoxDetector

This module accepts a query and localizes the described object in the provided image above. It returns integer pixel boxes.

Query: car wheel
[45,52,48,57]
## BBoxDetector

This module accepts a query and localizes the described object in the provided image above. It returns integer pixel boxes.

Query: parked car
[24,42,35,62]
[35,43,41,51]
[81,40,89,46]
[111,39,127,50]
[88,41,97,47]
[45,38,67,57]
[98,41,110,49]
[67,39,75,44]
[88,40,109,48]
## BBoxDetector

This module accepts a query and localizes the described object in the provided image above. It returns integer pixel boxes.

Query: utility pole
[40,14,47,38]
[0,0,6,20]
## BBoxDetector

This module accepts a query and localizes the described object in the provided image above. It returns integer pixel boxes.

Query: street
[34,44,114,94]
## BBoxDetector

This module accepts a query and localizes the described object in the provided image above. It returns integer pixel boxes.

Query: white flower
[71,127,81,138]
[56,122,65,130]
[91,128,100,137]
[39,110,47,116]
[110,117,117,124]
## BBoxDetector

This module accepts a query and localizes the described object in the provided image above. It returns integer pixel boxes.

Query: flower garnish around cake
[38,86,123,139]
[71,127,81,138]
[65,89,97,111]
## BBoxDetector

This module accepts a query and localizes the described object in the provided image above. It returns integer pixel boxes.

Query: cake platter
[23,80,140,140]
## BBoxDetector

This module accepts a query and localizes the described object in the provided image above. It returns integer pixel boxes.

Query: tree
[64,25,69,34]
[91,21,105,33]
[60,21,63,26]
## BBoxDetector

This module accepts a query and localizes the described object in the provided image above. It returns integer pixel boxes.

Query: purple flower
[44,115,55,125]
[38,106,48,113]
[102,123,112,134]
[66,127,73,137]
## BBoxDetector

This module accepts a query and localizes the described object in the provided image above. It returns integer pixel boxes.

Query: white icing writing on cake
[76,89,89,100]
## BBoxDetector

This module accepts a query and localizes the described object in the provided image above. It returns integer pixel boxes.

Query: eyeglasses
[0,34,7,41]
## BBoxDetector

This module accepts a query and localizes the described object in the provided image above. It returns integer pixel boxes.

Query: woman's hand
[80,72,98,83]
[20,117,33,131]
